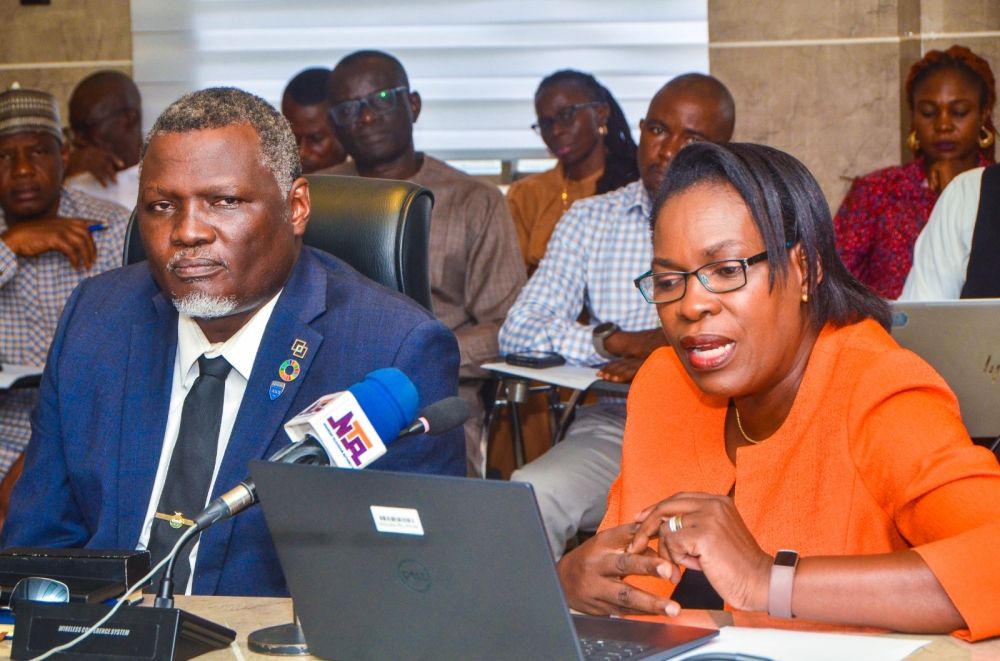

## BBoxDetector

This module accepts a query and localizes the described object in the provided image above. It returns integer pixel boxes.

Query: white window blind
[131,0,708,161]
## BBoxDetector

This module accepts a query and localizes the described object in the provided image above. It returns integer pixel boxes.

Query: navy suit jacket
[1,247,464,596]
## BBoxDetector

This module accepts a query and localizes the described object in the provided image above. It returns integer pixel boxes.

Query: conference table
[1,596,995,660]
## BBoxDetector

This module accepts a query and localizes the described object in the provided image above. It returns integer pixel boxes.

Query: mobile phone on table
[505,351,566,369]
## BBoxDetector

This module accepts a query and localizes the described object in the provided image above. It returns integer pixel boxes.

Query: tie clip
[155,511,195,530]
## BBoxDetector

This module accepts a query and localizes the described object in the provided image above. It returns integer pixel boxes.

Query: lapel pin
[279,359,301,382]
[269,380,286,401]
[291,339,308,358]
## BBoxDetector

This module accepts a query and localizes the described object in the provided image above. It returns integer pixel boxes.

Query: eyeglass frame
[531,102,605,135]
[328,86,410,127]
[633,242,796,304]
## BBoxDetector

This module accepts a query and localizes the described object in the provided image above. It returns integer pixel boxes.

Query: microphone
[154,368,420,607]
[397,396,469,439]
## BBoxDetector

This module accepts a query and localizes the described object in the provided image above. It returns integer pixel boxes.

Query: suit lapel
[196,250,327,593]
[118,293,177,548]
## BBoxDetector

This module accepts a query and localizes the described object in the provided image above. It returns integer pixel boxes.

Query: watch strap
[592,323,620,360]
[767,550,799,619]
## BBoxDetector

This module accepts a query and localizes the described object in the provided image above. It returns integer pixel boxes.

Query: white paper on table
[0,364,44,390]
[673,627,929,661]
[481,361,601,391]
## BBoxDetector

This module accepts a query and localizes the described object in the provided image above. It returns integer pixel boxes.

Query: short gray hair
[140,87,301,196]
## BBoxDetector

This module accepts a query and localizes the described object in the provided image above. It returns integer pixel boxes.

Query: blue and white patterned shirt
[0,187,130,476]
[499,180,659,366]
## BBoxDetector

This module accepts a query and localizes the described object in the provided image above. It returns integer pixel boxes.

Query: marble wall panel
[709,0,903,42]
[921,0,1000,33]
[0,0,131,64]
[710,42,902,212]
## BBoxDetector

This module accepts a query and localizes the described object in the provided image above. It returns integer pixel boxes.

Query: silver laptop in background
[891,299,1000,438]
[251,463,718,661]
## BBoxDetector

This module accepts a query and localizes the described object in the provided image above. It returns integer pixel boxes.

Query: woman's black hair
[536,70,639,194]
[649,142,892,331]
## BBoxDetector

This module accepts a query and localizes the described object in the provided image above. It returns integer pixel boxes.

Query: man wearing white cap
[0,85,130,479]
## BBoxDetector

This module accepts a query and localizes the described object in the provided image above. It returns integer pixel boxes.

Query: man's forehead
[331,60,404,100]
[647,89,722,126]
[0,130,60,148]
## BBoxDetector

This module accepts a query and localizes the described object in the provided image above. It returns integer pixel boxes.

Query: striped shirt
[499,180,659,366]
[0,188,130,476]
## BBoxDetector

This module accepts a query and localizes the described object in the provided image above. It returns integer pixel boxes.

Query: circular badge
[397,559,431,593]
[279,359,301,382]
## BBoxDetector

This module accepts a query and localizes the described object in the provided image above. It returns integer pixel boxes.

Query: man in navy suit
[1,87,464,597]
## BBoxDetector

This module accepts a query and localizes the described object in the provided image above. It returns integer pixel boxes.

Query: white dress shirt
[136,292,280,595]
[899,167,984,301]
[65,163,140,213]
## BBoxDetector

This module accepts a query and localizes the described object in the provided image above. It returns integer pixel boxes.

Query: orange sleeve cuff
[915,521,1000,641]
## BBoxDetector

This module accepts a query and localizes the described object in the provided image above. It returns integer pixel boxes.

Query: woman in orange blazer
[558,142,1000,640]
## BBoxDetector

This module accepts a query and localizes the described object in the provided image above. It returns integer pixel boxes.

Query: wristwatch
[592,322,621,360]
[767,550,799,619]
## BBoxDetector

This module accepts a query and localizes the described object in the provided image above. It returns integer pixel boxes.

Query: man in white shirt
[901,162,1000,300]
[3,87,464,597]
[64,71,142,212]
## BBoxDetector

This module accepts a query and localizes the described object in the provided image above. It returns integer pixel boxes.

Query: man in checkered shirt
[499,75,735,559]
[0,86,130,479]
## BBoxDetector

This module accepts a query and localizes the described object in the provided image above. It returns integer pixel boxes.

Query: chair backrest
[122,174,435,312]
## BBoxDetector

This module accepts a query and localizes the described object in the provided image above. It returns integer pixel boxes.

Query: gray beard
[172,291,239,319]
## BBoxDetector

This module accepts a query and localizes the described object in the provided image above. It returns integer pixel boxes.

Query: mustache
[165,248,230,272]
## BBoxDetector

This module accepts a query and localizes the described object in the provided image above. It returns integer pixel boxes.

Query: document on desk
[0,363,44,390]
[481,362,602,391]
[673,627,929,661]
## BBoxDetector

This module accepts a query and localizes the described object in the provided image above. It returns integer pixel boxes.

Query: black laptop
[251,462,718,661]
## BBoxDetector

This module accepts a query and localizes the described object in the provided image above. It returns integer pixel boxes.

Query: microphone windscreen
[347,368,419,443]
[420,397,469,435]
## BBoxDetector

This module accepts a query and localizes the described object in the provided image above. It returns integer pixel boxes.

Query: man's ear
[288,177,310,237]
[409,91,421,124]
[60,139,71,173]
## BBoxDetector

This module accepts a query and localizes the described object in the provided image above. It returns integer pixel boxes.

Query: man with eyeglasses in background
[498,74,735,564]
[320,50,525,478]
[64,71,143,212]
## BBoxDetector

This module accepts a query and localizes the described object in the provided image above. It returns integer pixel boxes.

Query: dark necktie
[146,355,233,591]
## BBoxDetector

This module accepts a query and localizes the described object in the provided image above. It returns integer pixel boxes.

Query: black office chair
[122,174,434,312]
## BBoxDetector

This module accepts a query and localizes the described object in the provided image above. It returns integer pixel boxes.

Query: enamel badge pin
[269,380,286,401]
[291,339,308,358]
[279,359,300,382]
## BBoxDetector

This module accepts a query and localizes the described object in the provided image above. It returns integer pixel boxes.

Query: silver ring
[667,515,683,533]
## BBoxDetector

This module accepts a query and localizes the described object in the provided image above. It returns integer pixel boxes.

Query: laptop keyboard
[579,637,654,661]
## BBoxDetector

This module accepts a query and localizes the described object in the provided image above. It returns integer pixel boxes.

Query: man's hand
[1,218,100,271]
[65,144,123,186]
[602,329,667,360]
[630,493,773,612]
[558,523,681,617]
[596,357,646,383]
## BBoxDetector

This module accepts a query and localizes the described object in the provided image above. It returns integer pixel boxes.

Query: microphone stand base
[247,622,309,656]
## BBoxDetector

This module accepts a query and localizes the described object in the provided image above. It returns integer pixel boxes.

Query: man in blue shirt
[499,74,736,558]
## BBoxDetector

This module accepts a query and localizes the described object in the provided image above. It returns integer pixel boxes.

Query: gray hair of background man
[139,87,301,196]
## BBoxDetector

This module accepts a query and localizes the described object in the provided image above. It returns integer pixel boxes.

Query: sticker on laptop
[370,506,425,536]
[891,311,909,328]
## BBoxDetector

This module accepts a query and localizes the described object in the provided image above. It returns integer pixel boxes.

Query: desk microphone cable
[24,524,201,661]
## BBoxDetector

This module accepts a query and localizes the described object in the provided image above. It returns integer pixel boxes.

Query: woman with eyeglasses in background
[507,70,639,275]
[559,142,1000,640]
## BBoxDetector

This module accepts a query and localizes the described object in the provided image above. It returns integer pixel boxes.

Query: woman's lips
[933,141,957,153]
[555,145,572,157]
[682,336,737,370]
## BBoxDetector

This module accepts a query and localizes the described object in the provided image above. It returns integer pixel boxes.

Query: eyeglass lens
[639,260,749,303]
[532,102,599,134]
[330,87,407,127]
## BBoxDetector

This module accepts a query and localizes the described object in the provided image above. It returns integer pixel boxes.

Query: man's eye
[150,202,172,211]
[218,197,238,206]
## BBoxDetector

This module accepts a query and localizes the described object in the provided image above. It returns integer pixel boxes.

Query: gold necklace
[734,407,765,445]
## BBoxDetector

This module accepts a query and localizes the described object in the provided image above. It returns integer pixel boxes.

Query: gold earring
[907,131,920,153]
[598,125,608,137]
[979,126,995,149]
[801,293,809,303]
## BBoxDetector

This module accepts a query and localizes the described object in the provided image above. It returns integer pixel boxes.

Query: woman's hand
[557,523,682,617]
[630,493,773,612]
[926,159,966,195]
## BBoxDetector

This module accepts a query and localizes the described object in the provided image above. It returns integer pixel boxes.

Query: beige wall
[708,0,1000,213]
[0,0,132,132]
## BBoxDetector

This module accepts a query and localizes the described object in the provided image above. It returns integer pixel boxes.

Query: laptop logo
[370,505,425,536]
[397,559,431,593]
[984,355,1000,384]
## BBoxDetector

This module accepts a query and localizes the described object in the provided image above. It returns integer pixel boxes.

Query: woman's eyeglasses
[329,86,409,127]
[634,251,771,304]
[531,102,604,135]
